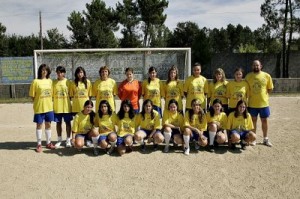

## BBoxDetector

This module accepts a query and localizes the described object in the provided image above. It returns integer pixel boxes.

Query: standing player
[93,66,117,113]
[118,67,142,113]
[52,66,72,148]
[162,65,184,113]
[29,64,55,152]
[142,67,163,117]
[245,60,274,147]
[184,62,208,112]
[69,66,92,114]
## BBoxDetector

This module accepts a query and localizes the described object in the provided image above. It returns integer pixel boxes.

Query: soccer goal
[33,48,191,82]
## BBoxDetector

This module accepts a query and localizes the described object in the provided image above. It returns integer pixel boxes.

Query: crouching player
[227,100,256,150]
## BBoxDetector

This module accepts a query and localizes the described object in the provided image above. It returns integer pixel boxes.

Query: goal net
[33,48,191,82]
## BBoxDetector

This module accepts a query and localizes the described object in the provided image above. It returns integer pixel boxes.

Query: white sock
[209,131,216,145]
[164,131,171,145]
[45,129,51,144]
[66,137,71,141]
[36,129,42,145]
[92,136,99,148]
[57,136,62,142]
[183,135,190,149]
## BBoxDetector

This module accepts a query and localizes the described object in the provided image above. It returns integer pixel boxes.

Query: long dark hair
[148,66,157,83]
[188,99,205,123]
[74,66,88,89]
[141,99,155,120]
[166,65,179,84]
[98,100,113,118]
[83,100,95,125]
[117,99,135,120]
[209,98,223,117]
[234,100,248,119]
[37,64,51,79]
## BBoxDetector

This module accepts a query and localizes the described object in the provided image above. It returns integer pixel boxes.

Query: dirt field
[0,96,299,199]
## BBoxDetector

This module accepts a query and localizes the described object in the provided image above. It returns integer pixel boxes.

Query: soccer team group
[29,59,274,156]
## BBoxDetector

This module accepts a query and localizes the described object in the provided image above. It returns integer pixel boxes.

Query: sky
[0,0,265,39]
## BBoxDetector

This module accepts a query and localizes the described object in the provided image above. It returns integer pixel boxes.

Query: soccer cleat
[46,143,55,149]
[65,139,72,148]
[55,141,62,148]
[249,141,256,146]
[153,144,158,151]
[36,144,42,153]
[209,145,214,152]
[263,139,273,147]
[164,145,169,153]
[194,142,200,150]
[141,143,146,152]
[184,147,190,155]
[93,148,99,156]
[107,146,115,155]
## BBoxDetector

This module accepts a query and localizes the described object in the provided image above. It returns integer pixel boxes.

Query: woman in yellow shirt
[183,99,207,155]
[69,67,92,114]
[162,99,184,153]
[227,100,256,150]
[162,65,184,113]
[29,64,55,152]
[94,100,118,155]
[72,100,97,153]
[142,67,163,117]
[116,100,136,156]
[206,98,228,152]
[134,99,163,152]
[93,66,117,113]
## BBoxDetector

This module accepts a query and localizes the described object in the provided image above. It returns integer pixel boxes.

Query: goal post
[33,48,191,82]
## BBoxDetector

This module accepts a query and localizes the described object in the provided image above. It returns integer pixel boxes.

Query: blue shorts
[33,111,54,123]
[140,129,162,139]
[191,130,208,141]
[75,133,89,140]
[54,113,73,123]
[229,130,249,140]
[116,134,133,146]
[248,107,270,118]
[152,105,162,118]
[98,132,116,143]
[134,109,140,114]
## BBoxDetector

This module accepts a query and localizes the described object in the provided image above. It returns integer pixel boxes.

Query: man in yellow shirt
[245,60,274,147]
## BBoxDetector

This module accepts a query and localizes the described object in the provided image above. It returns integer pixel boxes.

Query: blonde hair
[213,68,226,83]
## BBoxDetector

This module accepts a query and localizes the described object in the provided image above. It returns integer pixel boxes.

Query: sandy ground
[0,96,300,199]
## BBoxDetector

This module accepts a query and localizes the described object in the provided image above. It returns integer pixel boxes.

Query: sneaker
[209,145,214,152]
[184,147,190,155]
[240,143,246,150]
[194,143,200,150]
[55,141,62,148]
[65,139,72,148]
[86,140,93,147]
[36,144,42,153]
[46,143,55,149]
[153,144,158,151]
[229,143,237,150]
[126,146,133,153]
[141,143,146,152]
[93,148,99,156]
[107,146,115,155]
[263,139,273,147]
[164,145,169,153]
[249,141,256,146]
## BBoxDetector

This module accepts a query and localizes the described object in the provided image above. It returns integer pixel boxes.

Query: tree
[67,11,88,48]
[84,0,119,48]
[44,28,68,49]
[0,22,7,56]
[167,21,200,47]
[209,28,230,53]
[116,0,142,47]
[137,0,168,47]
[261,0,300,77]
[149,24,171,47]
